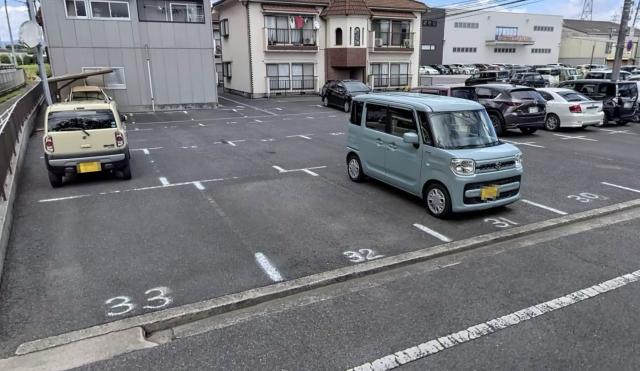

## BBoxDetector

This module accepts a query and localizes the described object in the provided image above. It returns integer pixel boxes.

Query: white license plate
[529,106,538,113]
[624,102,632,108]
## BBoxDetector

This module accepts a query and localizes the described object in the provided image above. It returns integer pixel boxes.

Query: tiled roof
[271,0,331,5]
[363,0,427,11]
[262,4,319,13]
[321,0,372,16]
[211,12,220,21]
[371,10,415,17]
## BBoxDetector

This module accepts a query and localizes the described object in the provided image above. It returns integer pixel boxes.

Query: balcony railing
[369,74,413,91]
[485,35,535,45]
[265,77,317,97]
[265,28,318,51]
[369,32,414,52]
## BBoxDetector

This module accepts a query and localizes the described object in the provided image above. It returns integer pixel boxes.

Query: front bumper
[505,113,545,129]
[450,168,523,212]
[45,149,129,175]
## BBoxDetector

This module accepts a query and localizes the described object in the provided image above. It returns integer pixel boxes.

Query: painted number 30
[105,286,173,317]
[344,249,384,263]
[567,193,608,203]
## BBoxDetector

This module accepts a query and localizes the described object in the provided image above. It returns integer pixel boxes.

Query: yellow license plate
[480,185,499,200]
[78,162,101,173]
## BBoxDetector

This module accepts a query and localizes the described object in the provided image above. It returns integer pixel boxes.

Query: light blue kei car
[346,92,523,218]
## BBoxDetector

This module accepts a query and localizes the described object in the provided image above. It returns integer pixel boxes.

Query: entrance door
[384,106,423,194]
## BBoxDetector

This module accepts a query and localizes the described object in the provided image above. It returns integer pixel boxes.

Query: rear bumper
[505,113,545,129]
[45,148,129,174]
[561,112,604,127]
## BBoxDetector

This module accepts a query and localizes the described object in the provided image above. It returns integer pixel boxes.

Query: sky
[0,0,633,44]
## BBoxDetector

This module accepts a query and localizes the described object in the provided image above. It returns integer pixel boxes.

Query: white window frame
[65,0,89,18]
[89,0,130,20]
[223,62,232,78]
[421,44,435,51]
[169,3,204,23]
[81,67,127,89]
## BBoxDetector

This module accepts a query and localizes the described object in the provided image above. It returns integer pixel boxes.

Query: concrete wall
[420,8,445,65]
[41,0,217,111]
[441,10,562,65]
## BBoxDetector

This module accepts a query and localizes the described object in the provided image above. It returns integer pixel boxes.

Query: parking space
[3,94,640,358]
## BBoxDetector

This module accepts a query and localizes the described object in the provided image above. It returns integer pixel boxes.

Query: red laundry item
[295,16,304,28]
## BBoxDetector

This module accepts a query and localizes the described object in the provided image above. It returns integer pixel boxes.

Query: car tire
[48,171,63,188]
[122,163,132,180]
[424,183,451,219]
[520,127,538,134]
[344,101,350,113]
[617,120,629,126]
[323,96,329,107]
[347,155,365,183]
[597,113,609,127]
[489,113,504,135]
[544,114,560,131]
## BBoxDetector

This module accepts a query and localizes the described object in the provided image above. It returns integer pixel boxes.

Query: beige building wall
[218,1,252,96]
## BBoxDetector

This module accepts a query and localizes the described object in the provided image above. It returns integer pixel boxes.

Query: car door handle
[375,139,384,146]
[388,143,397,150]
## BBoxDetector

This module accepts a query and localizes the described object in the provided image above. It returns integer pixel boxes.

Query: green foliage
[22,55,33,65]
[15,55,22,65]
[0,54,11,64]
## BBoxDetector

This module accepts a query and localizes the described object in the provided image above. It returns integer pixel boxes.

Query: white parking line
[521,199,568,215]
[193,181,205,190]
[602,182,640,193]
[500,139,545,148]
[142,148,149,155]
[346,269,640,371]
[254,252,284,282]
[286,134,314,140]
[301,169,319,176]
[39,195,90,203]
[273,166,287,173]
[218,96,278,116]
[599,129,637,135]
[553,134,597,142]
[159,177,170,186]
[412,224,451,242]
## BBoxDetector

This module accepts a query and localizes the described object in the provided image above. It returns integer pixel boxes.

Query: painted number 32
[105,286,173,317]
[567,193,608,203]
[344,249,384,263]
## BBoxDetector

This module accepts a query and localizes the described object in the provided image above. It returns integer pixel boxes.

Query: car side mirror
[403,132,420,144]
[64,98,68,102]
[108,96,113,101]
[121,115,127,122]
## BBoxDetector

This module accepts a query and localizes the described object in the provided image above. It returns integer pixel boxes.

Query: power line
[422,0,515,19]
[421,0,545,23]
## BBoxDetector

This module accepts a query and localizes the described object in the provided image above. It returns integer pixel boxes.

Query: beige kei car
[43,101,131,187]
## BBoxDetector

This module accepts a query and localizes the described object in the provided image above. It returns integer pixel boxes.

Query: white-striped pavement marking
[500,139,545,148]
[254,253,284,282]
[218,95,278,116]
[273,166,288,173]
[193,181,205,190]
[602,182,640,193]
[159,177,170,186]
[346,269,640,371]
[142,148,149,155]
[301,169,319,176]
[38,195,90,203]
[413,224,451,242]
[521,200,567,215]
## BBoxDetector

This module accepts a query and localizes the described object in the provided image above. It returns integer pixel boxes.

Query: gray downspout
[245,1,254,98]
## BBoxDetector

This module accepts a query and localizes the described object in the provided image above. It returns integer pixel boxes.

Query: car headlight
[515,152,523,168]
[450,158,475,176]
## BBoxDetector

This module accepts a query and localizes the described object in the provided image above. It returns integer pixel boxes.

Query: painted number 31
[105,286,173,317]
[344,249,384,263]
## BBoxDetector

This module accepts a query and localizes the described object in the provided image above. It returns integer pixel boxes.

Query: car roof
[566,79,632,84]
[48,101,114,112]
[538,88,576,93]
[353,92,483,112]
[70,85,103,92]
[475,84,534,91]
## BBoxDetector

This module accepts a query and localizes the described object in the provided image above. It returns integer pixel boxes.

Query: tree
[0,54,11,64]
[15,55,22,65]
[22,55,33,65]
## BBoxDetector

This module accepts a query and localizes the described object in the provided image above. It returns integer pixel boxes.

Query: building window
[422,20,437,27]
[390,63,409,86]
[168,3,204,23]
[221,19,229,37]
[494,47,516,53]
[534,26,554,32]
[65,0,88,18]
[372,20,411,46]
[531,48,551,53]
[267,63,289,90]
[214,30,221,53]
[452,47,477,53]
[82,67,126,89]
[454,22,478,29]
[370,63,389,87]
[605,42,613,54]
[137,0,205,23]
[495,26,517,38]
[223,62,232,78]
[421,44,436,51]
[90,0,130,19]
[354,27,361,46]
[336,28,343,45]
[292,63,314,90]
[265,15,289,43]
[216,63,223,85]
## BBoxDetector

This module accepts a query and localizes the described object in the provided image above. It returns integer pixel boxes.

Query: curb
[15,196,640,355]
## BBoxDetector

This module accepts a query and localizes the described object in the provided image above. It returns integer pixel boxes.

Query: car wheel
[424,183,451,218]
[617,120,629,126]
[520,127,538,134]
[48,171,63,188]
[489,113,504,135]
[347,155,365,183]
[323,96,329,107]
[597,114,608,127]
[544,114,560,131]
[344,101,350,113]
[122,163,132,180]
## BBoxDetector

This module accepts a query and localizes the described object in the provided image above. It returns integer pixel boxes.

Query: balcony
[369,32,415,53]
[264,28,318,52]
[485,35,535,45]
[265,77,318,97]
[369,74,413,91]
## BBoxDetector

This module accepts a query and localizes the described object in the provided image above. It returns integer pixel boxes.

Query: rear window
[618,83,638,98]
[451,88,477,100]
[47,109,117,132]
[71,92,105,101]
[558,92,590,102]
[344,82,370,92]
[510,89,543,100]
[497,71,510,78]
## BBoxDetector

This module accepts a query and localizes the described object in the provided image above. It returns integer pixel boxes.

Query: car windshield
[558,91,590,102]
[464,64,475,68]
[48,109,116,131]
[426,110,499,149]
[510,89,543,100]
[497,71,510,78]
[343,82,370,92]
[71,92,105,101]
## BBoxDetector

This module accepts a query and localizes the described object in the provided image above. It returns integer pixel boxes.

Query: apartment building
[41,0,218,111]
[560,19,640,66]
[441,10,562,65]
[212,0,426,98]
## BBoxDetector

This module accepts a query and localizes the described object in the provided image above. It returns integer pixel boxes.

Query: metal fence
[0,82,44,200]
[418,76,433,86]
[266,28,318,45]
[0,67,26,96]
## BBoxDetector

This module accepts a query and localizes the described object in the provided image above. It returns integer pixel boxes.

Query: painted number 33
[105,286,173,317]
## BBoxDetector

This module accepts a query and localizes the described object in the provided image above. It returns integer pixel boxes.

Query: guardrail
[0,82,44,200]
[0,67,26,96]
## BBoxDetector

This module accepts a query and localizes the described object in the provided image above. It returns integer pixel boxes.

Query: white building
[441,10,563,65]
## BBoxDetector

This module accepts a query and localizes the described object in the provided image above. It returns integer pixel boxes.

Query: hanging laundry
[295,16,304,28]
[313,19,320,30]
[289,17,295,29]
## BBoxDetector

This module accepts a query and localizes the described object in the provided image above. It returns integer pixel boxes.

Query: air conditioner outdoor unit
[303,37,314,45]
[216,45,221,51]
[402,39,411,47]
[375,38,383,47]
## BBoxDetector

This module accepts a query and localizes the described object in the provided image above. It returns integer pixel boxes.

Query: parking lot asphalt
[3,91,640,360]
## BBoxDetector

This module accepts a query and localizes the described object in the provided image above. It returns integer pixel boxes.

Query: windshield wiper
[455,144,486,149]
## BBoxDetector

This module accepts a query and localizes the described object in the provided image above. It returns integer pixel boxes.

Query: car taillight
[115,132,124,147]
[504,101,522,106]
[45,136,54,152]
[569,105,582,113]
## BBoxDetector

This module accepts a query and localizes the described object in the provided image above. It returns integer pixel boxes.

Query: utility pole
[4,0,16,65]
[612,0,633,81]
[25,0,51,104]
